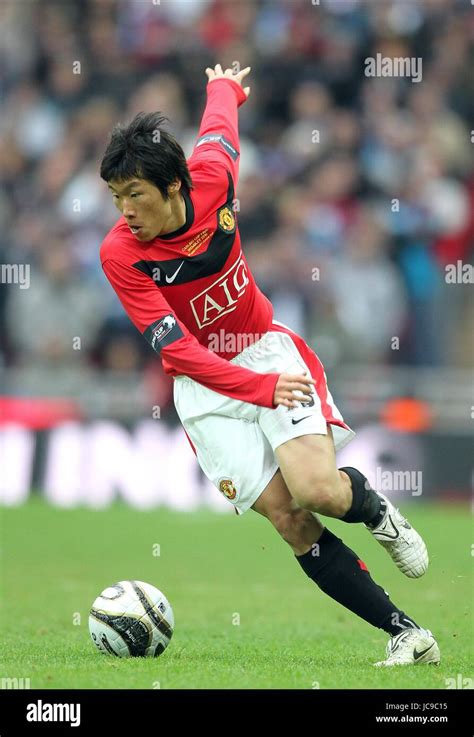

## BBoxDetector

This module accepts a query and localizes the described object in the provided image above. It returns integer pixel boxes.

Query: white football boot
[374,628,440,667]
[367,493,429,578]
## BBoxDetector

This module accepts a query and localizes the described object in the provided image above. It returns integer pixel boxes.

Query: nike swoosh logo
[413,643,435,660]
[165,261,184,283]
[389,632,406,653]
[291,416,311,425]
[375,514,399,539]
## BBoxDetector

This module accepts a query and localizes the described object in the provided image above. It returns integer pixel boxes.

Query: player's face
[107,178,179,241]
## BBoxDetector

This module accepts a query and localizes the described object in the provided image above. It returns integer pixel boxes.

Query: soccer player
[99,64,440,667]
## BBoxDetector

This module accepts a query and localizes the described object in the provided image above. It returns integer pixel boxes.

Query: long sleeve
[189,78,247,190]
[101,258,279,409]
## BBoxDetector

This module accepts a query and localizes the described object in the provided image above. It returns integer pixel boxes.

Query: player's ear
[168,179,182,196]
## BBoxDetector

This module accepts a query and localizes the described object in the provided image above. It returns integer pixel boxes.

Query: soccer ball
[89,580,174,658]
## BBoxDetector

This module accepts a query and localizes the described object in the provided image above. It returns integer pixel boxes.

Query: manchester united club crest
[217,205,236,233]
[218,478,237,500]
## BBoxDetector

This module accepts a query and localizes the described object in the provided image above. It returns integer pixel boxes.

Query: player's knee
[292,472,346,516]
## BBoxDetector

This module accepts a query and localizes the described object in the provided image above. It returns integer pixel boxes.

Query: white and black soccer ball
[89,580,174,658]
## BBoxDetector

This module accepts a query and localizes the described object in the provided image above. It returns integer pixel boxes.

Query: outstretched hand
[273,373,316,409]
[205,63,251,98]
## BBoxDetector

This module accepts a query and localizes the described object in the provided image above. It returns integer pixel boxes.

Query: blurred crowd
[0,0,472,410]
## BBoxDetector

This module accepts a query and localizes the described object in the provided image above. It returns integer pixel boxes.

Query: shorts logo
[219,479,237,500]
[190,255,249,329]
[151,315,176,349]
[218,206,235,233]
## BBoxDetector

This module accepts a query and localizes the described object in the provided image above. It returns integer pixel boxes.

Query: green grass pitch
[0,497,471,689]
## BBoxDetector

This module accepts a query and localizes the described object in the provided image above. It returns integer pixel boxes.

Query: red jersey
[100,78,279,408]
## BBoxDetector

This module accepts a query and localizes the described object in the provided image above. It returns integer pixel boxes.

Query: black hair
[100,111,193,199]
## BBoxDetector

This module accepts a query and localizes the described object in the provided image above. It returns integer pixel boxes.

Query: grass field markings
[232,612,240,626]
[2,503,470,687]
[152,543,161,557]
[72,612,81,626]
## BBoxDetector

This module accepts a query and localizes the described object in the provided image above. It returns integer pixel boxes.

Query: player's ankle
[338,466,382,524]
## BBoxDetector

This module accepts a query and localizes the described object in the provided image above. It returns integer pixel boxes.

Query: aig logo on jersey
[190,255,250,329]
[217,205,236,234]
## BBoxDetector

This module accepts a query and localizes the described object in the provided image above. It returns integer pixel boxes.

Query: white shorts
[173,321,355,515]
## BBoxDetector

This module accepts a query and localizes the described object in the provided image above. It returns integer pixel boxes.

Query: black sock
[339,466,386,526]
[296,528,419,635]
